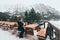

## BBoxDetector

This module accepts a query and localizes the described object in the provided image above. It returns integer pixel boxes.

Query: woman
[17,17,25,38]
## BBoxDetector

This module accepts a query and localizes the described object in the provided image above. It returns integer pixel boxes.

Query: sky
[0,0,60,12]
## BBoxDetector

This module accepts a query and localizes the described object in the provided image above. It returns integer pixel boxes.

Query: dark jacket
[17,21,24,31]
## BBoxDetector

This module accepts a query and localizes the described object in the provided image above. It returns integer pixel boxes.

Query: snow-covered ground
[0,29,30,40]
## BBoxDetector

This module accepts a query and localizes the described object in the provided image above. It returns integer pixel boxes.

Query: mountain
[7,3,60,16]
[0,3,60,21]
[32,4,60,15]
[29,4,60,20]
[6,3,60,20]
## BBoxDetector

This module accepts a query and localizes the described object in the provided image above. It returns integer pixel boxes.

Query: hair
[18,17,23,20]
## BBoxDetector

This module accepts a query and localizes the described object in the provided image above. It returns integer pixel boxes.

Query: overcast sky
[0,0,60,12]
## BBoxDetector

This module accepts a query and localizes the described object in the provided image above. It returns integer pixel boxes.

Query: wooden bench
[37,28,47,40]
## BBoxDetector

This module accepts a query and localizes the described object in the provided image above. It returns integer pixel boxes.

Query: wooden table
[24,24,39,35]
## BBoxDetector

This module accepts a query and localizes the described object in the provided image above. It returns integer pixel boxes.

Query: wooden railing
[48,22,60,40]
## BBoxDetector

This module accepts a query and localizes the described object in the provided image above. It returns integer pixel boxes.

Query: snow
[49,21,60,30]
[0,29,29,40]
[46,36,50,40]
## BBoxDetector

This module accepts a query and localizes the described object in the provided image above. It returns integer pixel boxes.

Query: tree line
[0,8,60,23]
